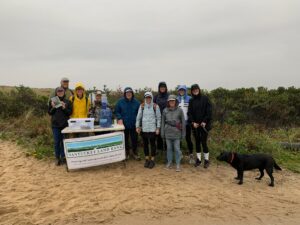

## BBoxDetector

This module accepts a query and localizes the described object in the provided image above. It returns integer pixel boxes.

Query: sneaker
[189,154,195,164]
[204,160,210,169]
[149,160,155,169]
[194,158,201,167]
[132,154,141,161]
[176,165,181,172]
[144,160,150,168]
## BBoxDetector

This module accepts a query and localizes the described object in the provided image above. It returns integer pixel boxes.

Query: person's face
[159,87,166,93]
[169,100,176,108]
[192,88,200,96]
[76,88,84,97]
[57,90,65,97]
[179,89,185,96]
[126,92,133,100]
[96,95,101,101]
[61,80,69,89]
[145,97,152,104]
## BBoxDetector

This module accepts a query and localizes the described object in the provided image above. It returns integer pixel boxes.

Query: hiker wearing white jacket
[136,92,161,169]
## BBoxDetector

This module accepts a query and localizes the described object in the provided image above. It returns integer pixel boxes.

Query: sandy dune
[0,141,299,225]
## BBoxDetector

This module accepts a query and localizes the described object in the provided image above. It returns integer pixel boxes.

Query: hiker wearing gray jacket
[136,92,161,169]
[161,95,186,172]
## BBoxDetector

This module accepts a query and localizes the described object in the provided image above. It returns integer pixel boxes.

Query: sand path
[0,141,299,225]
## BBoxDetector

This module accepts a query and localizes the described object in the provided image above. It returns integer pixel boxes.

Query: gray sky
[0,0,299,91]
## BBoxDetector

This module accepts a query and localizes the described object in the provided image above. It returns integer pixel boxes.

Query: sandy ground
[0,141,300,225]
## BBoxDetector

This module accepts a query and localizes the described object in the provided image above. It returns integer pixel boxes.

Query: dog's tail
[274,161,282,171]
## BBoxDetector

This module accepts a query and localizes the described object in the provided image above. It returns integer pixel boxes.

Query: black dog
[217,151,282,187]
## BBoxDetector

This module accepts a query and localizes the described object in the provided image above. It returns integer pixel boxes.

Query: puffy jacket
[69,83,91,118]
[154,82,169,113]
[187,85,212,131]
[177,85,191,122]
[136,92,161,133]
[161,96,186,140]
[115,87,140,129]
[48,97,72,128]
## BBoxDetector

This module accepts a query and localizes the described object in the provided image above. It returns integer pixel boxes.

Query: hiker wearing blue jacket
[136,92,161,169]
[177,85,194,164]
[115,87,140,160]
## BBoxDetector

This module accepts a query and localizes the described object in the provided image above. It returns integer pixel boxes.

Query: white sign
[64,132,126,170]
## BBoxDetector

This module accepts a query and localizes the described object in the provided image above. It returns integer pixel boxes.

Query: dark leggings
[185,124,193,154]
[142,132,156,157]
[193,127,209,153]
[124,128,138,155]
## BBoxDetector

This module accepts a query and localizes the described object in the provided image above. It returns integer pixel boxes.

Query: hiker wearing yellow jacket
[69,82,91,118]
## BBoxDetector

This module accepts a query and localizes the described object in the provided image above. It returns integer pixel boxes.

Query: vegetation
[0,85,299,172]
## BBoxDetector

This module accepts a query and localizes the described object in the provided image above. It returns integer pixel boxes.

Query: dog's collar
[230,152,235,164]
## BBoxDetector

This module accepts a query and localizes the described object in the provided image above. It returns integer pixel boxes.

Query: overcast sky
[0,0,299,91]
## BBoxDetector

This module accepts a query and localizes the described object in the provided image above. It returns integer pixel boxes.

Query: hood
[177,85,187,96]
[123,87,135,99]
[167,94,179,108]
[75,82,85,91]
[158,81,168,94]
[144,91,153,105]
[191,84,201,97]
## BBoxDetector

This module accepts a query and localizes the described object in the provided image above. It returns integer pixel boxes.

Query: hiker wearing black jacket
[48,87,72,166]
[187,84,212,169]
[154,82,169,151]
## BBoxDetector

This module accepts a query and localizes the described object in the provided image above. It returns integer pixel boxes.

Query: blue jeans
[166,139,182,166]
[52,127,65,159]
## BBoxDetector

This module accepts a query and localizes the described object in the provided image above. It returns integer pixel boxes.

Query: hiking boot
[204,160,210,169]
[144,160,150,168]
[55,158,61,166]
[61,157,66,165]
[194,158,201,167]
[189,154,195,164]
[149,160,155,169]
[176,165,181,172]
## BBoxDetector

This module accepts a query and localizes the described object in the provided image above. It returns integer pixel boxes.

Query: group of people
[48,78,212,172]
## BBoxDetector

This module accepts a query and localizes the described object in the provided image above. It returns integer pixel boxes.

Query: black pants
[193,127,209,153]
[124,128,138,156]
[185,124,193,154]
[142,132,156,157]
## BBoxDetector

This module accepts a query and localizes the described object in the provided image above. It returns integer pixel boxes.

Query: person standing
[177,85,194,164]
[187,84,212,169]
[89,90,103,126]
[49,77,73,103]
[115,87,140,160]
[153,81,169,151]
[136,92,161,169]
[161,95,186,172]
[48,87,72,166]
[69,82,91,118]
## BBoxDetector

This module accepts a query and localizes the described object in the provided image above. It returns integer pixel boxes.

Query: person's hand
[136,127,141,134]
[193,122,199,128]
[117,119,124,125]
[51,101,56,108]
[201,122,206,128]
[61,102,66,109]
[156,128,160,135]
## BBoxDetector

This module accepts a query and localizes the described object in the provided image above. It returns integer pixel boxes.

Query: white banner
[64,132,126,170]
